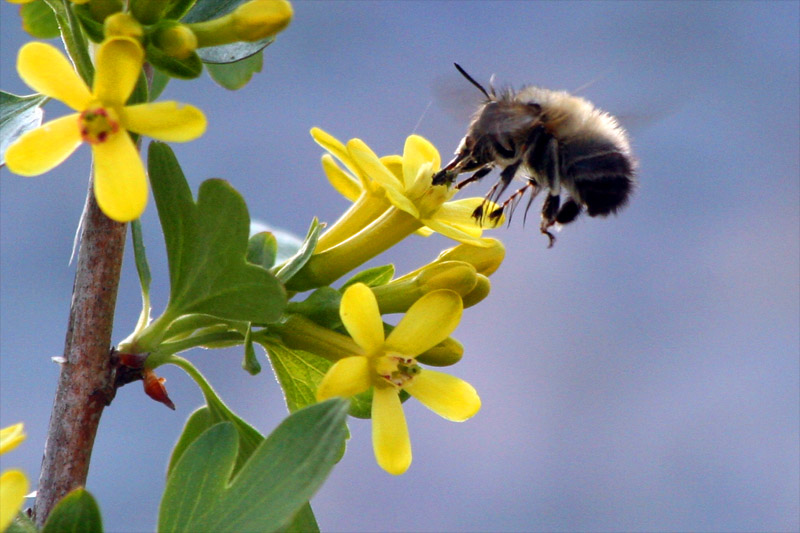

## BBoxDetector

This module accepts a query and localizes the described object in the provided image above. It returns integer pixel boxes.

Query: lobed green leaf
[148,142,286,325]
[158,400,348,533]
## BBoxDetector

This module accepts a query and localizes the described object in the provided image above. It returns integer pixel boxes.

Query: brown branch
[33,175,127,527]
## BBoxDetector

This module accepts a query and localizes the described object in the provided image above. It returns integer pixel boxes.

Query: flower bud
[416,336,463,367]
[104,12,144,41]
[461,274,491,308]
[232,0,292,41]
[372,261,477,314]
[190,0,292,48]
[153,23,197,59]
[435,238,505,276]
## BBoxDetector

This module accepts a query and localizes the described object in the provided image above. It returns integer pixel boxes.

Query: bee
[432,64,636,247]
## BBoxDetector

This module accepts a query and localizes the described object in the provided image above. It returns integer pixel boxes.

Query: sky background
[1,1,798,532]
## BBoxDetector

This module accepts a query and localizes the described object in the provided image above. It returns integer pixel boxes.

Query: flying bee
[432,64,636,247]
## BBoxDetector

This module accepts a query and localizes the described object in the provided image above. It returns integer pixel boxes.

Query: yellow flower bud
[416,336,463,367]
[416,261,478,295]
[434,238,505,276]
[154,23,198,59]
[372,261,477,315]
[104,13,144,41]
[232,0,293,41]
[461,274,491,308]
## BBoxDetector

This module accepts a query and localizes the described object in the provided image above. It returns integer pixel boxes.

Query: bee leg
[555,198,583,225]
[491,180,540,226]
[540,193,560,248]
[455,166,492,190]
[474,160,521,222]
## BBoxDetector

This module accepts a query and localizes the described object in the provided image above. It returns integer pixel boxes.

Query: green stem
[163,355,240,421]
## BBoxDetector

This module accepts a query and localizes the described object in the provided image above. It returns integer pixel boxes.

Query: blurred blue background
[1,1,798,531]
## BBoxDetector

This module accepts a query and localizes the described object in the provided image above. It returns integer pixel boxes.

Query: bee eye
[527,103,542,113]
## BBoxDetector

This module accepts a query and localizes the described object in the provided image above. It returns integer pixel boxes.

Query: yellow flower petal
[404,369,481,421]
[385,290,463,356]
[347,139,404,193]
[423,217,488,245]
[310,128,364,182]
[92,131,147,222]
[316,356,371,400]
[403,134,440,190]
[372,386,411,475]
[340,283,384,354]
[380,154,403,181]
[121,102,206,141]
[0,470,28,532]
[17,42,91,111]
[4,114,83,176]
[93,37,144,107]
[0,424,25,454]
[321,154,361,202]
[435,197,498,226]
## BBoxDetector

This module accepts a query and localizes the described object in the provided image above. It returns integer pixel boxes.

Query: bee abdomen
[566,151,635,216]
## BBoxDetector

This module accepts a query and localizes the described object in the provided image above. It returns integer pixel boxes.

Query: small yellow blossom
[314,128,504,248]
[316,283,480,475]
[0,424,29,532]
[4,38,206,222]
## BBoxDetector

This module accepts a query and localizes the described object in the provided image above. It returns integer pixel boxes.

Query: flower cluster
[270,130,508,474]
[287,130,504,291]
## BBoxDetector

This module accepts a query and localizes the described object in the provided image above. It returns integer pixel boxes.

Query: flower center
[375,355,421,388]
[79,104,120,144]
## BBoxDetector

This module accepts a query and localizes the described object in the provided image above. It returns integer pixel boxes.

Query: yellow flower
[286,131,504,290]
[4,38,206,222]
[316,283,480,475]
[313,128,503,249]
[0,424,28,532]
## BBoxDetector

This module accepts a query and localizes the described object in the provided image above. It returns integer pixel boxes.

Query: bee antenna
[454,63,491,99]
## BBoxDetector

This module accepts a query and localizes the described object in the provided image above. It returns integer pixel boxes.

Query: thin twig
[33,174,127,526]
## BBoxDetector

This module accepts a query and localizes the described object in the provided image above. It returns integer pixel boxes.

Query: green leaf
[42,488,103,533]
[272,219,321,284]
[167,406,214,477]
[165,0,197,20]
[130,219,152,332]
[5,512,37,533]
[207,50,264,90]
[340,264,396,291]
[71,4,105,43]
[0,91,47,167]
[261,341,331,413]
[20,0,59,39]
[148,142,287,324]
[285,287,342,327]
[145,41,204,80]
[247,231,278,270]
[279,504,319,533]
[158,399,349,533]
